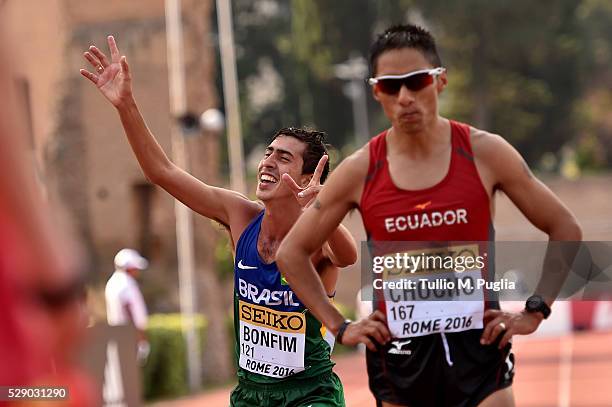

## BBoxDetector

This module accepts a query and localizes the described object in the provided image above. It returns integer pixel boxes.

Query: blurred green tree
[216,0,611,178]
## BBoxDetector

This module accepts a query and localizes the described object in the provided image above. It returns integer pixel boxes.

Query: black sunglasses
[367,68,445,95]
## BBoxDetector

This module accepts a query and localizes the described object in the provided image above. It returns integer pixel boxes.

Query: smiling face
[256,135,308,202]
[373,47,447,134]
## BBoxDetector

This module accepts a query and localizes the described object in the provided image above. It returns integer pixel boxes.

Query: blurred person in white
[105,248,150,363]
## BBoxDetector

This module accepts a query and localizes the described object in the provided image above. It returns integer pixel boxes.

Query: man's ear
[436,71,448,93]
[372,85,381,102]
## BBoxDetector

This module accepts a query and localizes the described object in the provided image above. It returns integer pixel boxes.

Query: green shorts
[230,372,345,407]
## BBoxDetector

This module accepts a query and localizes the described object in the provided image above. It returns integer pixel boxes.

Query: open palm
[79,36,132,107]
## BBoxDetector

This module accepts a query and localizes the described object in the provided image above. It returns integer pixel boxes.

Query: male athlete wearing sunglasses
[277,24,581,407]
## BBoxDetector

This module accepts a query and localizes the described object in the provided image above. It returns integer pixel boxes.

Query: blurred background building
[2,0,235,383]
[3,0,221,309]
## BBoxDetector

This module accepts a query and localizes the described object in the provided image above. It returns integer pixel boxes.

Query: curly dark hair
[270,127,330,183]
[369,24,442,76]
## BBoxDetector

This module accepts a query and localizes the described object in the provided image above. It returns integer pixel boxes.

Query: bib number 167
[388,305,414,321]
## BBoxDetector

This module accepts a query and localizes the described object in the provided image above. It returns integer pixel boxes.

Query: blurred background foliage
[143,314,207,400]
[211,0,611,175]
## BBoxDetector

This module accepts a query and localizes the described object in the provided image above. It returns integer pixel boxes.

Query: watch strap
[336,319,352,345]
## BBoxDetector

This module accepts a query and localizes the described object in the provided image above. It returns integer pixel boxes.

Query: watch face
[526,295,550,318]
[527,296,541,310]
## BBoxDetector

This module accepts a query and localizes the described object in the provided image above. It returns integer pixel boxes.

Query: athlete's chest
[386,146,451,190]
[257,235,280,264]
[361,171,491,242]
[256,234,324,269]
[233,226,293,303]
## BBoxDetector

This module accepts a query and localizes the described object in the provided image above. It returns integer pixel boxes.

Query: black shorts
[367,329,514,407]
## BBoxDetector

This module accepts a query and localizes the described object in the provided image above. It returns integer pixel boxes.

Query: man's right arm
[80,36,260,230]
[116,98,258,227]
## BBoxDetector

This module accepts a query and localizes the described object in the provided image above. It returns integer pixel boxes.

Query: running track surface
[150,331,612,407]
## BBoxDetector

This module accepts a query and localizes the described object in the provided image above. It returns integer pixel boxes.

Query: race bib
[238,300,306,378]
[375,244,486,338]
[384,272,485,338]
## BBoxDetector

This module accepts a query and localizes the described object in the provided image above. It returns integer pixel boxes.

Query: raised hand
[79,36,132,108]
[281,154,328,208]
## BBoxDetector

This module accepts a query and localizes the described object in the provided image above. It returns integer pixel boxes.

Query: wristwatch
[336,319,352,345]
[525,295,551,319]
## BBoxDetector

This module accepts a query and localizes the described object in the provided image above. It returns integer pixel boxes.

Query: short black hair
[369,24,442,76]
[270,127,330,183]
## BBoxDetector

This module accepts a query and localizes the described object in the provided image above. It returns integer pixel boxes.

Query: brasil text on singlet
[233,211,335,383]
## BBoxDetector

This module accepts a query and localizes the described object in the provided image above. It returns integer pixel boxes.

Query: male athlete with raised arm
[277,25,582,407]
[80,36,359,407]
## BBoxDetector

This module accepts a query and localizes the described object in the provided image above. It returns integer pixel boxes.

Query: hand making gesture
[281,154,328,208]
[79,35,132,108]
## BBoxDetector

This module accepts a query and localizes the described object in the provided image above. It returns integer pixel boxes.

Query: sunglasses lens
[375,72,435,94]
[405,72,434,91]
[376,79,403,95]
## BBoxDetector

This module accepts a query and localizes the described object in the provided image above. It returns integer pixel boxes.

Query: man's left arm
[280,154,358,268]
[484,135,582,240]
[323,224,358,268]
[475,133,582,347]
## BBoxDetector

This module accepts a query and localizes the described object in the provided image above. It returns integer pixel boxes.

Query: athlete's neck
[388,117,450,157]
[260,198,302,241]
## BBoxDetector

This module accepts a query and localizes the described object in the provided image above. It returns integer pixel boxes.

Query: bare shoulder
[315,143,370,209]
[335,143,370,179]
[470,127,511,156]
[220,190,264,242]
[211,187,263,222]
[229,189,264,212]
[238,195,265,219]
[470,126,524,164]
[469,126,531,185]
[236,196,264,219]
